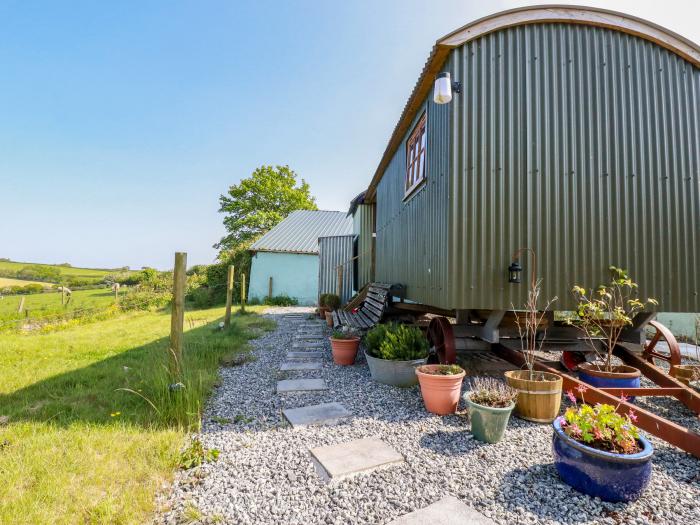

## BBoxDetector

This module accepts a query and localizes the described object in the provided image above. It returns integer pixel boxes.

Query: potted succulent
[553,386,653,502]
[364,323,428,387]
[569,266,657,394]
[329,326,360,365]
[504,278,562,423]
[415,364,466,415]
[463,377,518,444]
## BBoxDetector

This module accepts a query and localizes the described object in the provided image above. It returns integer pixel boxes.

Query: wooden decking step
[286,351,324,360]
[388,496,496,524]
[280,361,323,371]
[282,402,351,428]
[277,378,328,393]
[309,437,404,483]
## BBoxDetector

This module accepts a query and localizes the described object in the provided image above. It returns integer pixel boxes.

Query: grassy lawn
[0,288,123,324]
[0,305,273,524]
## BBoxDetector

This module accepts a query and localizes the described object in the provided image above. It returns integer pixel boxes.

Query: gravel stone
[155,307,700,525]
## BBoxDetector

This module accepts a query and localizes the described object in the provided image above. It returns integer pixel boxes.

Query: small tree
[216,165,317,251]
[570,266,657,372]
[512,279,557,380]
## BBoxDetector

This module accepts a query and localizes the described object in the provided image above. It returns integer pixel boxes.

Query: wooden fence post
[224,265,235,328]
[268,276,273,299]
[170,252,187,379]
[61,286,65,306]
[240,273,246,313]
[17,296,25,313]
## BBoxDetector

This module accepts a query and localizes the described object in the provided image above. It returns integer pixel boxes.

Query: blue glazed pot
[552,417,653,502]
[578,363,641,401]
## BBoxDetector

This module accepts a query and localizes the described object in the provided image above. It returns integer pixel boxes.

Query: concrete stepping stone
[309,437,404,482]
[283,402,351,428]
[295,335,325,341]
[286,351,324,360]
[280,361,323,371]
[293,341,325,349]
[277,378,328,393]
[388,496,496,525]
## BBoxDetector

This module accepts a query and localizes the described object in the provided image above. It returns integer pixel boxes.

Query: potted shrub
[553,387,653,502]
[504,279,562,423]
[318,294,330,319]
[322,294,341,327]
[463,377,518,444]
[416,364,466,415]
[329,327,360,365]
[364,323,428,387]
[569,266,657,394]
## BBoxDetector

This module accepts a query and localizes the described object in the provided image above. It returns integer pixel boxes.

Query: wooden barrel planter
[504,370,563,423]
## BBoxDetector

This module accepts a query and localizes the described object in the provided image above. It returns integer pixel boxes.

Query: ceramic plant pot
[578,363,641,400]
[415,365,466,415]
[464,394,515,444]
[330,337,360,365]
[365,350,427,387]
[504,370,563,423]
[552,417,653,502]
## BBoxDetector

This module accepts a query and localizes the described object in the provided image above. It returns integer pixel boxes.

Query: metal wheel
[643,320,682,372]
[427,317,456,364]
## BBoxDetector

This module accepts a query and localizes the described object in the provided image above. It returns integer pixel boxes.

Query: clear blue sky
[2,0,698,269]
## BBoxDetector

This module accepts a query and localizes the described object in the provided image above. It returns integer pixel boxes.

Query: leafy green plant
[562,387,640,454]
[468,377,518,408]
[210,416,231,425]
[366,323,428,361]
[177,438,220,470]
[331,326,359,340]
[568,266,657,372]
[320,293,341,310]
[364,324,389,355]
[263,295,298,306]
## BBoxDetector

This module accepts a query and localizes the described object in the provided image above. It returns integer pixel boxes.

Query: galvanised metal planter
[464,394,514,444]
[552,417,653,502]
[578,363,641,400]
[365,351,426,387]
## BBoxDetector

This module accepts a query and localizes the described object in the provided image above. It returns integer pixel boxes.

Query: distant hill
[0,259,132,287]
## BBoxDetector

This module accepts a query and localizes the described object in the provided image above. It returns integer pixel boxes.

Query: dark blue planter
[552,417,653,502]
[578,363,641,401]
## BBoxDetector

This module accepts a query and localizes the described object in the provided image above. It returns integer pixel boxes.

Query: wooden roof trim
[364,5,700,202]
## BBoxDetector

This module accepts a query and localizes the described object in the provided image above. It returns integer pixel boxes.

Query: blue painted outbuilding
[248,210,353,305]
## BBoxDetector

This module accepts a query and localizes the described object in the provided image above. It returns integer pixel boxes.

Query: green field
[0,277,52,288]
[0,288,122,326]
[0,260,130,285]
[0,304,272,524]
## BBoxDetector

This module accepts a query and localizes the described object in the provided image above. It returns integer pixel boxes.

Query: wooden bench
[332,283,393,331]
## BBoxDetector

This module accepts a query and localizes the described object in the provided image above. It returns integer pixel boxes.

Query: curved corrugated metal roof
[249,210,353,254]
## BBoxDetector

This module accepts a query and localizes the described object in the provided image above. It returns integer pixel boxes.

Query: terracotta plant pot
[578,363,641,401]
[318,306,329,319]
[325,311,334,327]
[671,364,700,386]
[504,370,562,423]
[330,337,360,365]
[415,365,466,415]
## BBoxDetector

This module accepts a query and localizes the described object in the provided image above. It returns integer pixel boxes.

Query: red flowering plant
[560,385,641,454]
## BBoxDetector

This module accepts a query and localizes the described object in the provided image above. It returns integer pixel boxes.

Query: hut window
[405,113,427,197]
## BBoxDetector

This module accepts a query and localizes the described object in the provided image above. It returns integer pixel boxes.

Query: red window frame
[405,113,427,197]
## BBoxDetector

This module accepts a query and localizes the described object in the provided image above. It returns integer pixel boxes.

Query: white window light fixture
[433,72,462,104]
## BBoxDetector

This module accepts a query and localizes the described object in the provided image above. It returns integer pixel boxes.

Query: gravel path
[156,308,700,525]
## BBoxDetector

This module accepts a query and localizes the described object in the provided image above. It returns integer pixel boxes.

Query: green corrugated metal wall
[375,100,450,304]
[375,22,700,312]
[353,204,374,289]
